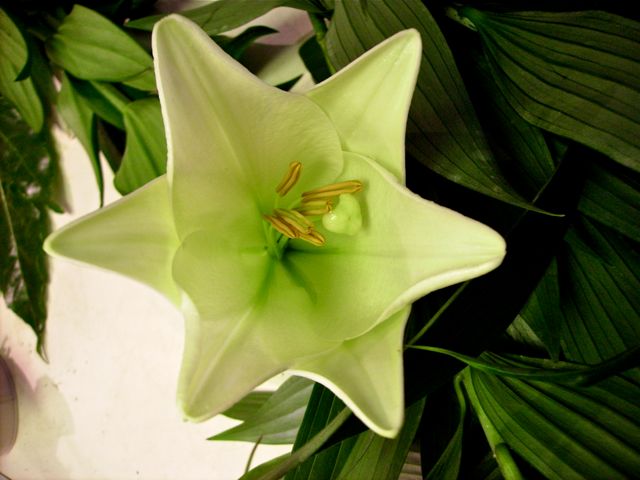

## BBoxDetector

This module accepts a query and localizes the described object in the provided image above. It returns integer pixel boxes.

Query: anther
[297,230,325,247]
[274,209,314,234]
[264,214,297,239]
[275,161,303,197]
[295,200,333,216]
[302,180,363,202]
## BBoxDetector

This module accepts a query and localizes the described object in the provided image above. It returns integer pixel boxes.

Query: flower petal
[44,176,181,304]
[152,15,343,239]
[172,229,337,421]
[293,306,409,438]
[306,29,421,182]
[289,152,506,341]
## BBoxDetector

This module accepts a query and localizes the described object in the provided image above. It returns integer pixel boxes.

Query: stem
[405,282,467,348]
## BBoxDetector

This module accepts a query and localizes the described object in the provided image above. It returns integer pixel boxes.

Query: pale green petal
[289,152,506,341]
[172,229,337,421]
[152,15,343,239]
[44,176,181,304]
[306,30,421,182]
[293,306,410,438]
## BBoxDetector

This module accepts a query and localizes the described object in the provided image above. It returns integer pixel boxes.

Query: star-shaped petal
[45,15,505,438]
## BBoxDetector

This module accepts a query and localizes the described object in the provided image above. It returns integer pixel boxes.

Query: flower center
[263,161,363,257]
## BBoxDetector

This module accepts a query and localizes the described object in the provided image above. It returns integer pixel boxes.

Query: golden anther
[274,208,314,234]
[263,214,297,239]
[295,200,333,216]
[302,180,363,202]
[275,161,303,197]
[298,229,325,247]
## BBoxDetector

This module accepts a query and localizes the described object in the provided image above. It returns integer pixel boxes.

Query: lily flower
[45,15,505,437]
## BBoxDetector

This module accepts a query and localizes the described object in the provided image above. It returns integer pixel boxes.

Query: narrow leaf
[210,377,313,445]
[335,399,424,480]
[222,391,272,421]
[114,98,167,194]
[71,79,128,129]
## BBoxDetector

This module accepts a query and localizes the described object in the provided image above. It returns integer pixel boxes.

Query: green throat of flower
[263,161,364,258]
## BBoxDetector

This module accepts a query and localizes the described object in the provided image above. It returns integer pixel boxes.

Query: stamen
[263,214,297,239]
[302,180,363,202]
[298,230,325,247]
[295,200,333,216]
[275,161,303,197]
[274,209,314,234]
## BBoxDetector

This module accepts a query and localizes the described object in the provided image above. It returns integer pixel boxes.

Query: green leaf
[325,0,534,210]
[286,385,356,480]
[423,378,466,480]
[222,390,272,421]
[71,80,128,130]
[0,8,43,132]
[465,367,640,478]
[518,259,563,360]
[214,25,278,60]
[242,402,352,480]
[414,348,640,388]
[127,0,311,35]
[0,98,58,355]
[472,55,557,198]
[57,72,103,205]
[578,160,640,243]
[113,98,167,194]
[46,5,155,91]
[463,8,640,173]
[210,377,313,445]
[559,219,640,365]
[334,398,424,480]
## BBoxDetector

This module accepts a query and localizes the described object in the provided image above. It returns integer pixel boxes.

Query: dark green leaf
[578,160,640,243]
[326,0,534,210]
[127,0,315,35]
[463,8,640,172]
[113,98,166,194]
[57,72,103,205]
[423,378,466,480]
[210,377,313,445]
[334,399,424,480]
[559,219,640,365]
[71,80,128,130]
[0,98,57,355]
[46,5,155,91]
[472,55,556,198]
[518,259,563,360]
[215,26,278,60]
[465,367,640,478]
[0,8,43,132]
[222,390,272,421]
[242,402,352,480]
[299,36,332,83]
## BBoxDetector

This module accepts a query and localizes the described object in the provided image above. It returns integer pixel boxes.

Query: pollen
[301,180,363,202]
[275,161,303,197]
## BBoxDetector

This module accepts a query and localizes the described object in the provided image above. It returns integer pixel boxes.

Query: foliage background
[0,0,638,478]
